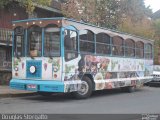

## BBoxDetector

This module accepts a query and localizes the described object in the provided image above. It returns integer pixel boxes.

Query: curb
[0,92,37,98]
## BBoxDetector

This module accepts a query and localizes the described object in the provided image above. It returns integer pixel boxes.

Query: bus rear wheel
[127,86,136,93]
[73,76,93,99]
[121,86,135,93]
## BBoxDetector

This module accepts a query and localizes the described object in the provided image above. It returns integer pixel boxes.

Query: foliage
[0,0,51,14]
[117,0,154,39]
[79,0,97,24]
[118,16,155,39]
[152,19,160,64]
[153,19,160,40]
[61,0,81,20]
[61,0,122,28]
[95,0,122,28]
[0,0,10,8]
[120,0,152,22]
[61,0,152,29]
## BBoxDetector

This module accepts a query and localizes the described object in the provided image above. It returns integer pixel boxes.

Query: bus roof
[12,17,154,42]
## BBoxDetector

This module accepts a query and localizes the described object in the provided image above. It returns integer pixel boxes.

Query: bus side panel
[80,55,146,90]
[144,59,153,82]
[62,54,153,92]
[62,54,82,92]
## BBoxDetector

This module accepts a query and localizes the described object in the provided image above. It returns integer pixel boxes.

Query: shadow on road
[21,87,145,102]
[91,88,144,98]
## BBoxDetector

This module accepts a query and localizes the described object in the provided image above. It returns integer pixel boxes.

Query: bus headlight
[14,67,18,71]
[30,66,36,74]
[54,66,58,72]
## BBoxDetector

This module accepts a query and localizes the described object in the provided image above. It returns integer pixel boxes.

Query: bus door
[63,26,81,82]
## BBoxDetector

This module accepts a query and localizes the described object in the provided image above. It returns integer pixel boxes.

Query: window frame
[145,43,152,59]
[135,41,144,58]
[27,25,42,57]
[79,29,95,54]
[125,39,135,57]
[112,36,124,56]
[43,24,61,57]
[96,32,111,55]
[64,29,78,61]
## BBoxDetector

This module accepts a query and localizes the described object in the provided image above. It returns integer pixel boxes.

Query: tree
[117,0,155,38]
[61,0,152,29]
[0,0,51,14]
[95,0,122,28]
[153,19,160,40]
[118,16,154,39]
[120,0,152,22]
[61,0,122,28]
[61,0,97,23]
[61,0,81,20]
[153,19,160,64]
[79,0,97,24]
[61,0,155,38]
[0,0,9,8]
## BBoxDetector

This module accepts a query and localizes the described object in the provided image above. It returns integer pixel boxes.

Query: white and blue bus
[10,17,153,99]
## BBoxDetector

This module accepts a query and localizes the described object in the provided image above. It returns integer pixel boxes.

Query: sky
[145,0,160,12]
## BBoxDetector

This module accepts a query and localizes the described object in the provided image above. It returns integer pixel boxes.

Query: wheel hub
[78,81,89,95]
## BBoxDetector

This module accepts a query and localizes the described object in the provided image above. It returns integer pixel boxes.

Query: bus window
[136,41,144,58]
[112,36,124,56]
[79,30,95,53]
[64,29,78,61]
[14,26,25,57]
[125,39,135,57]
[44,24,60,57]
[27,25,42,57]
[145,43,152,59]
[96,33,111,55]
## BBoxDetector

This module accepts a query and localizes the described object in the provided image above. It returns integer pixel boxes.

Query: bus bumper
[10,79,64,93]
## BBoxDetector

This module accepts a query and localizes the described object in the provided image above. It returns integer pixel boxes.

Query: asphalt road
[0,86,160,114]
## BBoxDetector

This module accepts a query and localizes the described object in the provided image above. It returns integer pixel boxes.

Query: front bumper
[10,79,64,92]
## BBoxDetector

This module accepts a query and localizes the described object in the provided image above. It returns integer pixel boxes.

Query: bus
[10,17,153,99]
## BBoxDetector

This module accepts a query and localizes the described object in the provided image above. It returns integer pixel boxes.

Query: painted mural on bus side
[63,55,153,92]
[64,55,148,80]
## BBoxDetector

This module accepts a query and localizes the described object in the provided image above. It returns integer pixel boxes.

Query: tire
[73,76,93,99]
[121,86,135,93]
[121,87,128,92]
[126,86,135,93]
[38,92,53,97]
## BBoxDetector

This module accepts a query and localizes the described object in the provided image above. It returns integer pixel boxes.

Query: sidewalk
[0,86,36,98]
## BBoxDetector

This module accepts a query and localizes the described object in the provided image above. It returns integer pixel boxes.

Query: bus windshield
[44,25,60,57]
[27,25,42,57]
[26,25,60,57]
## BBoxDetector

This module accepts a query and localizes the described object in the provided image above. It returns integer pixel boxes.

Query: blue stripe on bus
[10,79,64,92]
[12,17,65,23]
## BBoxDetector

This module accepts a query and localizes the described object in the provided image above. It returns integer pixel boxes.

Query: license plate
[27,84,37,90]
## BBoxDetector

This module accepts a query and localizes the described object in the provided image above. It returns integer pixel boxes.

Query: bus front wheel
[73,76,93,99]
